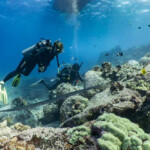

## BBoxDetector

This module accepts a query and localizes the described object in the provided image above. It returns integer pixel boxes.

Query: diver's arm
[56,55,60,68]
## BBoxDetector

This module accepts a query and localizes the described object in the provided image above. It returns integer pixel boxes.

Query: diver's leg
[3,70,19,83]
[21,60,36,76]
[3,58,26,83]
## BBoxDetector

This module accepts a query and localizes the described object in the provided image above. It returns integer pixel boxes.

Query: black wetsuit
[3,46,59,83]
[41,63,83,91]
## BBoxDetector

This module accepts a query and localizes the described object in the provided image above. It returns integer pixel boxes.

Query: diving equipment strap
[0,83,105,112]
[56,55,60,68]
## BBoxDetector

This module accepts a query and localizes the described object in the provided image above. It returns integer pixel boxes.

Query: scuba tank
[22,39,51,56]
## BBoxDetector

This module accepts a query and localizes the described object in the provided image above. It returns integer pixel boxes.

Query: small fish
[141,68,147,75]
[94,45,97,47]
[138,26,142,29]
[117,52,123,56]
[105,53,109,56]
[148,25,150,27]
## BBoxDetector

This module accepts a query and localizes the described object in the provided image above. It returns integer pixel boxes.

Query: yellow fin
[12,74,21,87]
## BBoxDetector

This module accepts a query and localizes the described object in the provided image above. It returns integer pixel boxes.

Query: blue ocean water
[0,0,150,80]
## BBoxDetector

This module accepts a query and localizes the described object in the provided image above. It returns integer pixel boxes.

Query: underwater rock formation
[53,83,80,96]
[98,44,150,66]
[0,99,38,127]
[140,52,150,65]
[2,57,150,149]
[100,62,141,82]
[53,0,91,13]
[84,70,108,98]
[37,83,82,125]
[60,95,88,122]
[10,122,31,132]
[61,83,142,127]
[128,60,139,66]
[11,97,28,107]
[1,113,150,150]
[42,102,60,124]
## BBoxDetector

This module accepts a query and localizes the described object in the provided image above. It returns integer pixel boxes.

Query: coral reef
[0,114,150,150]
[11,123,31,131]
[2,50,150,149]
[61,83,142,127]
[84,70,108,98]
[53,83,80,96]
[140,52,150,65]
[0,109,38,127]
[60,95,88,122]
[11,96,28,107]
[42,102,60,124]
[93,113,150,150]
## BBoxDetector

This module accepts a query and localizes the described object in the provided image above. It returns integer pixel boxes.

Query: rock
[134,98,150,132]
[128,60,139,66]
[100,62,141,82]
[11,123,31,132]
[110,82,124,94]
[145,64,150,71]
[42,102,60,124]
[14,127,71,150]
[0,110,38,127]
[146,91,150,103]
[0,120,7,128]
[53,83,80,96]
[40,84,82,125]
[101,62,112,72]
[140,56,150,65]
[126,77,150,95]
[15,110,38,127]
[140,52,150,65]
[60,95,89,122]
[4,137,35,150]
[61,87,142,127]
[84,70,108,98]
[11,97,28,107]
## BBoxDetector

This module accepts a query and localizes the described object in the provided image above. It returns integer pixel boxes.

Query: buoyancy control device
[22,39,51,56]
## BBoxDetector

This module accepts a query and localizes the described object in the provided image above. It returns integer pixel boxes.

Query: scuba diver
[32,62,84,91]
[0,39,64,105]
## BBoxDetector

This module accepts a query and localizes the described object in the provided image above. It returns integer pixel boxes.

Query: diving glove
[12,74,21,87]
[0,81,7,105]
